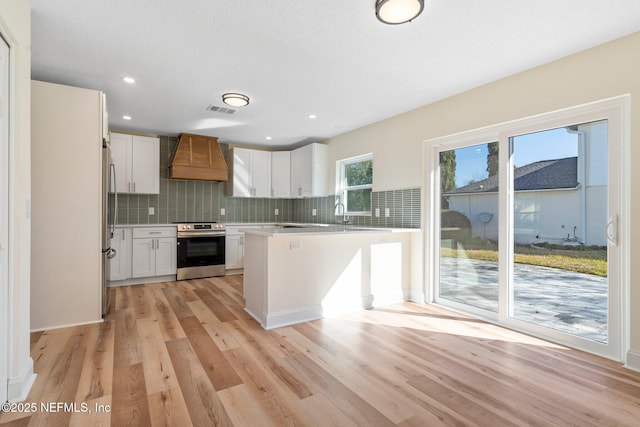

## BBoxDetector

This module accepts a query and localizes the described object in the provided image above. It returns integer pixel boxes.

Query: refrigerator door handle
[110,162,117,237]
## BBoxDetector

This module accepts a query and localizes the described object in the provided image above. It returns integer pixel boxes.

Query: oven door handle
[177,231,226,238]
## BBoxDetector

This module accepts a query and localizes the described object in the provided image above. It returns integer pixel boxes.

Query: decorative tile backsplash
[114,135,421,228]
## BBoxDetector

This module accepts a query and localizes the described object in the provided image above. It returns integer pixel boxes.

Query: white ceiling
[30,0,640,148]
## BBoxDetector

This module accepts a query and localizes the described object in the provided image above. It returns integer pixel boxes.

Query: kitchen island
[242,226,419,329]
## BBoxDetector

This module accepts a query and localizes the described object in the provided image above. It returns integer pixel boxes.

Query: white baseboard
[30,318,103,333]
[371,290,407,307]
[8,357,36,402]
[409,289,425,304]
[263,305,323,330]
[625,349,640,372]
[108,274,177,287]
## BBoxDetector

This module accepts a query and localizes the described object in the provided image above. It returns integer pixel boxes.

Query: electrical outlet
[290,241,302,250]
[220,208,226,216]
[275,208,279,216]
[148,207,155,215]
[385,208,390,218]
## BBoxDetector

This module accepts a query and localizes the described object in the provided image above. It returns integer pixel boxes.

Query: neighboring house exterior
[444,121,607,246]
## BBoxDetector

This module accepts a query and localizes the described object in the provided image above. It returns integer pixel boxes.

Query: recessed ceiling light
[376,0,424,25]
[222,93,250,107]
[122,115,132,120]
[308,114,317,119]
[122,77,135,84]
[266,136,272,140]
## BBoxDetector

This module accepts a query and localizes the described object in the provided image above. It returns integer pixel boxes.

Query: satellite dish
[477,212,493,224]
[477,212,493,242]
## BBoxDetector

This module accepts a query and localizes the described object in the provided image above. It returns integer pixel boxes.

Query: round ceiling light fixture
[375,0,424,25]
[222,92,250,107]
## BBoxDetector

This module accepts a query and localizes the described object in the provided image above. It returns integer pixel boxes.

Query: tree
[439,151,456,209]
[486,142,499,177]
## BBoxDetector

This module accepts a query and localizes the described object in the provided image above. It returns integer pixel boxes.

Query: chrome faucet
[335,202,350,225]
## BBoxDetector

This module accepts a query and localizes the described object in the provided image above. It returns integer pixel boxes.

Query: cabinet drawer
[133,227,177,238]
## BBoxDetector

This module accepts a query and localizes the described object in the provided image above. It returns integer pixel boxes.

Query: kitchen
[4,0,640,425]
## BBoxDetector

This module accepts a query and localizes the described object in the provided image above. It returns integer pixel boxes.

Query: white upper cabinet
[271,151,291,198]
[110,132,159,194]
[230,147,272,198]
[290,143,328,198]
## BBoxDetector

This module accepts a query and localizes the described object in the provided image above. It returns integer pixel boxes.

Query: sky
[452,127,579,188]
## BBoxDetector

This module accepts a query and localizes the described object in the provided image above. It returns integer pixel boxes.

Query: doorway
[428,98,628,361]
[0,33,10,403]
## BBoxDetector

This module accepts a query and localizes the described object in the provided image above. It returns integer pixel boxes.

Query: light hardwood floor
[1,275,640,426]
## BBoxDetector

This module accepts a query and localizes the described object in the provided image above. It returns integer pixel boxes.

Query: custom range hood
[169,133,229,181]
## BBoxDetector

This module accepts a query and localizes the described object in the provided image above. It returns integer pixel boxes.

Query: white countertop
[240,225,419,237]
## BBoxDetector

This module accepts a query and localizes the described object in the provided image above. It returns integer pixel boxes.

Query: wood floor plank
[74,319,114,401]
[5,275,640,427]
[223,347,309,426]
[147,388,193,427]
[192,288,238,323]
[187,299,241,351]
[178,316,243,391]
[162,287,195,319]
[111,363,152,427]
[148,285,186,341]
[68,395,111,427]
[165,338,233,426]
[216,384,278,427]
[136,317,181,394]
[288,352,396,427]
[113,308,142,368]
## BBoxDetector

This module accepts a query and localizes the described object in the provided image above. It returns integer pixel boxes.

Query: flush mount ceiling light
[222,92,250,107]
[375,0,424,25]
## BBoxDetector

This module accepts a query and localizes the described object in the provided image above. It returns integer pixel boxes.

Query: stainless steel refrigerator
[101,136,117,315]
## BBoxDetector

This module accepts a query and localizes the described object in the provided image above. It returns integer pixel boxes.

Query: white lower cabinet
[109,227,131,281]
[131,227,177,278]
[225,232,244,270]
[225,225,264,270]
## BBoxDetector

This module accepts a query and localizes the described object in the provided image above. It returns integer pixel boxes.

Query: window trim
[336,153,373,216]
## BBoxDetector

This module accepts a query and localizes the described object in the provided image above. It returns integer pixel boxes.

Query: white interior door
[0,34,10,404]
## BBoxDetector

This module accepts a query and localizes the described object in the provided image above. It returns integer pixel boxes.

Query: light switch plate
[148,207,155,215]
[385,208,390,218]
[312,209,317,216]
[275,208,279,216]
[221,208,226,216]
[375,208,380,217]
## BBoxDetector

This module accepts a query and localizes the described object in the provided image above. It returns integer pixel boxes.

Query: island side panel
[243,233,269,327]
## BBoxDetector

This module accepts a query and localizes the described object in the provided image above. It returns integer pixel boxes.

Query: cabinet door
[109,132,131,194]
[155,237,177,276]
[131,238,155,278]
[131,135,159,194]
[225,233,243,269]
[291,144,312,197]
[251,150,272,197]
[109,228,131,281]
[232,148,252,197]
[271,151,291,198]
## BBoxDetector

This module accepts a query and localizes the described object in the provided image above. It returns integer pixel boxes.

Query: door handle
[605,215,618,246]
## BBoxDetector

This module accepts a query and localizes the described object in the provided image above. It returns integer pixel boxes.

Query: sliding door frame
[424,96,630,361]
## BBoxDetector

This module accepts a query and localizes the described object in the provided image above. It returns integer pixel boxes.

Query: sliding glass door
[430,99,627,360]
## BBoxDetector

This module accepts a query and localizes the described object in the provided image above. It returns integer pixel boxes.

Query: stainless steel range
[176,222,226,280]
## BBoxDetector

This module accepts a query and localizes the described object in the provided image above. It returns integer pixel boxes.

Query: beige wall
[0,0,34,401]
[325,33,640,354]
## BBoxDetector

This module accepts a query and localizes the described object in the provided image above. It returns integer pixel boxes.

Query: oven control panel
[176,222,226,231]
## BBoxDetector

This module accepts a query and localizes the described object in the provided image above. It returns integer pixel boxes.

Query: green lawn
[440,245,607,277]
